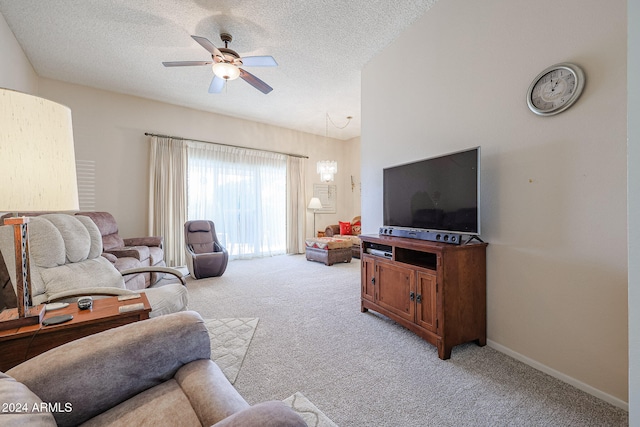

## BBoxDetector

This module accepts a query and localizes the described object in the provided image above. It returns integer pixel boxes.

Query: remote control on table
[43,314,73,326]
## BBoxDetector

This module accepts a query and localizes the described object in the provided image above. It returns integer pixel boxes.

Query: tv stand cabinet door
[376,260,415,323]
[361,256,375,303]
[416,271,437,333]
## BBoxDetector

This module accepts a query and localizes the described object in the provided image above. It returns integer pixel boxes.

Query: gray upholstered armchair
[0,311,306,426]
[185,220,229,279]
[0,214,187,317]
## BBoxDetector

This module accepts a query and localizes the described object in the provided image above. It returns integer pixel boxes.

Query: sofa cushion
[73,215,104,259]
[106,245,150,261]
[352,219,361,235]
[40,256,125,303]
[305,237,353,250]
[0,373,57,427]
[331,235,361,245]
[148,246,165,266]
[80,379,203,427]
[102,233,125,251]
[142,283,188,318]
[25,217,67,268]
[75,212,126,251]
[40,213,92,263]
[174,359,250,425]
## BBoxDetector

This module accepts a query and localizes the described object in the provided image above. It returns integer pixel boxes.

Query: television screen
[383,147,480,235]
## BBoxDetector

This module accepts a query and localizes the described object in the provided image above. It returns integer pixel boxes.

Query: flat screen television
[383,147,480,236]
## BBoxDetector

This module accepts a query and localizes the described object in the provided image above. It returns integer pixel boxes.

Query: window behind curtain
[186,142,287,260]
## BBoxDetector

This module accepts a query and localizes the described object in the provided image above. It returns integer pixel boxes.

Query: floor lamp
[0,89,79,330]
[308,197,323,237]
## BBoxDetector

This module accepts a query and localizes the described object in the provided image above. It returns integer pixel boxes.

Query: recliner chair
[1,311,306,426]
[0,214,187,318]
[184,220,229,279]
[75,211,166,288]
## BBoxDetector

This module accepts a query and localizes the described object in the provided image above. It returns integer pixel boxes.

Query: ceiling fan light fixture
[212,62,240,81]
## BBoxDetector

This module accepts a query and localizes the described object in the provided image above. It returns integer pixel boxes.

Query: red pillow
[339,221,352,235]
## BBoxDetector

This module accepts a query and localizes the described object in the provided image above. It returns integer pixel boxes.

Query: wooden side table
[0,294,151,371]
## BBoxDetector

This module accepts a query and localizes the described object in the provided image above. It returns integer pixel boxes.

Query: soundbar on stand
[379,226,463,245]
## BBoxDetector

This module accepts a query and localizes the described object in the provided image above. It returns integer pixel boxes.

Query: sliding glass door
[187,142,287,259]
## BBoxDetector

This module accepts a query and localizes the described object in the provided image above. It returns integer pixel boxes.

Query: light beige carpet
[204,318,259,384]
[205,318,338,425]
[283,392,338,427]
[188,255,628,426]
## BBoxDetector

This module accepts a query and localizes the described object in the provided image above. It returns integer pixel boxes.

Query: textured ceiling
[0,0,438,140]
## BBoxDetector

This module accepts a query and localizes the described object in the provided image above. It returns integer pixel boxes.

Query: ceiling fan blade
[239,69,273,94]
[241,56,278,67]
[191,35,223,59]
[162,61,213,67]
[209,75,225,94]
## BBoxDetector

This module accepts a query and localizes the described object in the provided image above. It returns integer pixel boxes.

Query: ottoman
[329,235,362,259]
[305,237,353,266]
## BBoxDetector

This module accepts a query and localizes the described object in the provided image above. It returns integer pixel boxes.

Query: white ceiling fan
[163,32,278,94]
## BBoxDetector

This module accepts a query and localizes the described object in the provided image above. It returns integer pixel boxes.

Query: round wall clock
[526,62,585,116]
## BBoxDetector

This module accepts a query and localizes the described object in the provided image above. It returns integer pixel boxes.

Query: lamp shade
[0,89,79,212]
[308,197,323,210]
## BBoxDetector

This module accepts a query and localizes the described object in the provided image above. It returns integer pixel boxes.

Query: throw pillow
[352,219,362,235]
[339,221,352,235]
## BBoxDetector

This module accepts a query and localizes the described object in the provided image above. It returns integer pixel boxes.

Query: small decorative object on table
[77,296,93,310]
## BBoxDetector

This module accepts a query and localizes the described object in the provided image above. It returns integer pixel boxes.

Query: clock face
[527,63,585,116]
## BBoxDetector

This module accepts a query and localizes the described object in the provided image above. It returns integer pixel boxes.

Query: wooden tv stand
[360,234,487,360]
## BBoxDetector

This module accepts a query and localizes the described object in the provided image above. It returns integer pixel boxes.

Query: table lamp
[0,88,79,329]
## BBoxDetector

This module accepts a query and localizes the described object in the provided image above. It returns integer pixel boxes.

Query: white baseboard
[487,340,628,411]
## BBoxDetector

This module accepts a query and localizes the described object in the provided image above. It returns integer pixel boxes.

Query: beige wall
[36,78,358,239]
[362,0,628,406]
[39,79,357,236]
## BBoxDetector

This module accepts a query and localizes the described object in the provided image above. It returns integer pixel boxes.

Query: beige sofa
[0,214,187,317]
[0,311,306,426]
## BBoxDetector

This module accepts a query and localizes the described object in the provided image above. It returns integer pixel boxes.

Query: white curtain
[186,141,287,260]
[148,136,187,267]
[286,156,306,254]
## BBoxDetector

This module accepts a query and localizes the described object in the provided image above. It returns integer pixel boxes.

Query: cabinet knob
[371,277,375,285]
[416,294,422,303]
[410,291,415,301]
